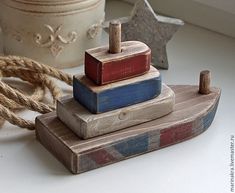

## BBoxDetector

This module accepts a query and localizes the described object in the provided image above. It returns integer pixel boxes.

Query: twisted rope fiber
[0,85,45,110]
[0,56,73,84]
[0,81,54,113]
[0,56,73,130]
[2,68,62,103]
[0,103,35,129]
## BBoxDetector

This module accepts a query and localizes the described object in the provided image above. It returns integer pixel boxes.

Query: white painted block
[57,84,175,139]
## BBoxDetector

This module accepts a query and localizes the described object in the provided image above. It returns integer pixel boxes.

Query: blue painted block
[73,66,162,114]
[114,134,149,157]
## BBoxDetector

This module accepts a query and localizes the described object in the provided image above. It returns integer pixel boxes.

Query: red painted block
[85,41,151,85]
[86,149,115,165]
[160,122,193,147]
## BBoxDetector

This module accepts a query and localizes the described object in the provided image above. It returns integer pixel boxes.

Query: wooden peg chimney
[199,70,211,94]
[109,20,122,54]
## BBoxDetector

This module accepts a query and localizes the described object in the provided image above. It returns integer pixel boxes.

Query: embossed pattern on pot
[0,0,105,68]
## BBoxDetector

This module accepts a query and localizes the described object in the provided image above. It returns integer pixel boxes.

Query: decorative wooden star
[104,0,184,69]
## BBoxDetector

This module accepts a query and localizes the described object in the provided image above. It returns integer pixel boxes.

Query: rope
[0,81,54,113]
[0,103,35,130]
[0,56,73,84]
[0,85,45,110]
[0,55,73,130]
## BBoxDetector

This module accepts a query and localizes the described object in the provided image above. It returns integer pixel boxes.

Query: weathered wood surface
[109,20,122,54]
[36,85,221,174]
[85,41,151,85]
[74,66,161,114]
[57,84,174,139]
[199,70,211,94]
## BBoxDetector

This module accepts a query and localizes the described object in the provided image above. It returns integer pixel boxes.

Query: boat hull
[36,85,221,174]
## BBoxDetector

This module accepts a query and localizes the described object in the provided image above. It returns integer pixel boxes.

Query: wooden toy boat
[35,22,221,174]
[36,84,221,174]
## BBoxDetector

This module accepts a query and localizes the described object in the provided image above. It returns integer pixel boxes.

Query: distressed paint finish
[203,101,219,129]
[57,84,175,139]
[73,66,161,114]
[36,85,221,174]
[160,122,193,147]
[103,0,184,69]
[85,41,151,85]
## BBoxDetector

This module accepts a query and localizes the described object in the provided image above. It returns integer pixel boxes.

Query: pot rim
[2,0,104,15]
[5,0,93,5]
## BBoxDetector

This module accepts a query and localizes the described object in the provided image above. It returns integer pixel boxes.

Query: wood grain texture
[57,84,174,139]
[85,41,151,85]
[36,85,221,174]
[199,70,211,94]
[74,66,161,114]
[109,20,122,54]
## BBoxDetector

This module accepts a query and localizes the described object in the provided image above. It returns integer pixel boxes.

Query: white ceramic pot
[0,0,105,68]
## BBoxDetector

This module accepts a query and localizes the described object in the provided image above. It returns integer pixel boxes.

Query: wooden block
[36,85,221,174]
[73,66,161,114]
[85,41,151,85]
[57,84,175,139]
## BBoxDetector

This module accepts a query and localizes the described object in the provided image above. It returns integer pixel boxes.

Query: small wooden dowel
[109,20,121,54]
[199,70,211,94]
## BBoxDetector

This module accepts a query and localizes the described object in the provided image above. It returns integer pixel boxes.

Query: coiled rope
[0,55,73,130]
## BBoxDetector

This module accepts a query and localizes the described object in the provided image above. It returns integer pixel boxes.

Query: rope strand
[0,56,73,85]
[0,81,54,113]
[0,55,73,130]
[0,103,35,130]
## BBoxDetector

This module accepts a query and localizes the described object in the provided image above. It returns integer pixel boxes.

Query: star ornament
[104,0,184,69]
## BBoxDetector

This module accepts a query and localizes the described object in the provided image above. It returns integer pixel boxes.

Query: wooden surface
[109,20,122,54]
[199,70,211,94]
[85,41,151,85]
[74,66,161,113]
[36,85,221,174]
[57,84,175,139]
